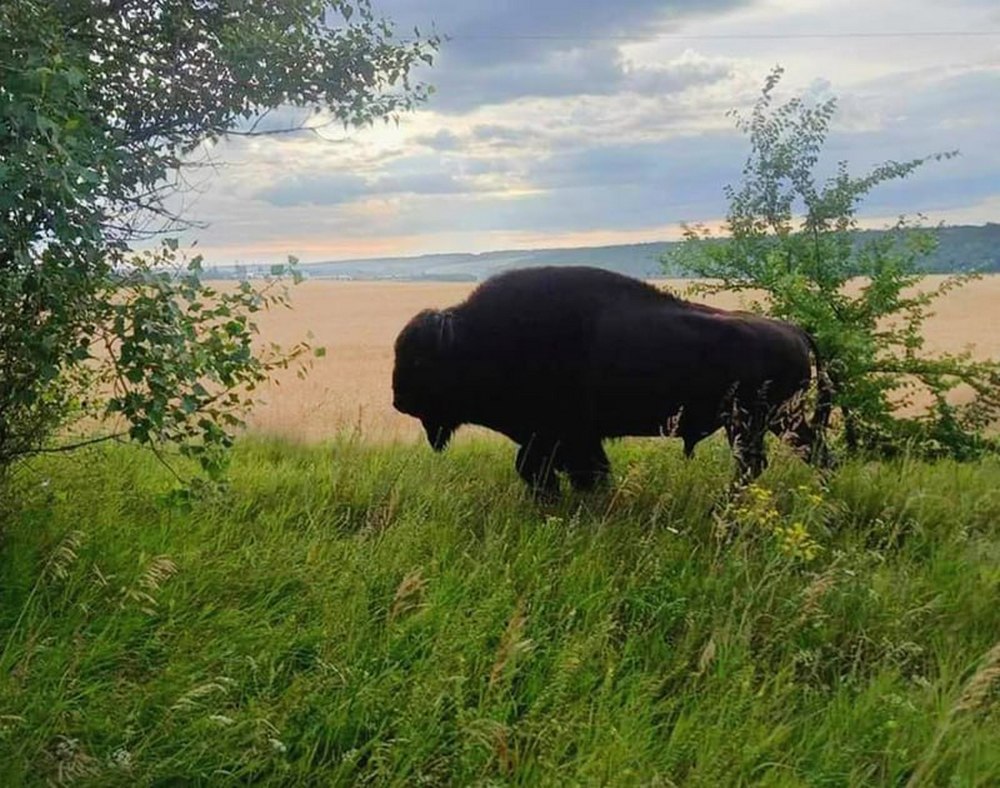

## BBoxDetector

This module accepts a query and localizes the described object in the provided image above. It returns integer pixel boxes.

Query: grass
[1,436,999,785]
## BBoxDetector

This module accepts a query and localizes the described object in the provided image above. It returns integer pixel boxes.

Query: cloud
[426,44,625,110]
[534,142,702,191]
[470,124,547,149]
[254,173,370,207]
[624,53,733,95]
[255,172,470,206]
[418,46,736,113]
[414,129,462,150]
[378,0,750,112]
[374,171,468,196]
[158,0,1000,264]
[248,133,744,237]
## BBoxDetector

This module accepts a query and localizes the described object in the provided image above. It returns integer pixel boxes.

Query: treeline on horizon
[203,222,1000,282]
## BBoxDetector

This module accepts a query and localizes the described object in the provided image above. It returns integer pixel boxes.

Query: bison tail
[803,329,835,467]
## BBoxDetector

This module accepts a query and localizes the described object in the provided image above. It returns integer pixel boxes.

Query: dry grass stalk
[602,464,645,519]
[797,570,838,625]
[0,534,88,673]
[494,724,515,776]
[171,677,236,712]
[952,641,1000,715]
[139,555,179,592]
[90,564,110,588]
[489,601,532,689]
[906,640,1000,788]
[363,488,401,535]
[774,390,811,460]
[43,530,85,582]
[388,568,426,622]
[660,407,683,439]
[121,555,179,614]
[42,735,98,784]
[696,636,717,676]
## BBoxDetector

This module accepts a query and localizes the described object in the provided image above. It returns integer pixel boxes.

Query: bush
[671,67,1000,459]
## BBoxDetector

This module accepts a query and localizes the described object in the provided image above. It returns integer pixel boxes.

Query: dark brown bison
[392,266,831,495]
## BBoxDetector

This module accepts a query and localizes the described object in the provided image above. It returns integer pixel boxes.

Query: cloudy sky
[173,0,1000,265]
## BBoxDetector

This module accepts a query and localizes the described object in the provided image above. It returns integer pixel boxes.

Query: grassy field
[2,437,999,785]
[3,276,999,784]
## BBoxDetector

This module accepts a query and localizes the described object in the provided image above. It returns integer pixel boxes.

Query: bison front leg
[515,440,560,498]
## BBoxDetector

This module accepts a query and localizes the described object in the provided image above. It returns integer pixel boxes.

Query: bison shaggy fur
[393,266,830,495]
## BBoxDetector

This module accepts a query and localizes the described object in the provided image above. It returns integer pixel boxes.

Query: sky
[171,0,1000,265]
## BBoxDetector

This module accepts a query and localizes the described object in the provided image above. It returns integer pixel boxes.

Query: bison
[392,266,831,495]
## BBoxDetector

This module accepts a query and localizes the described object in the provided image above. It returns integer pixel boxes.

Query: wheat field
[244,275,1000,442]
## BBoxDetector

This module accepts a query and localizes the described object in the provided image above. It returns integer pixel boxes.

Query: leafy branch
[671,67,999,459]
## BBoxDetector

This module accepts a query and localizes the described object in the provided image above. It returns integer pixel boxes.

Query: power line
[442,30,1000,42]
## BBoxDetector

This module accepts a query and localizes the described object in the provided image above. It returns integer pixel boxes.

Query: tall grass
[1,436,999,785]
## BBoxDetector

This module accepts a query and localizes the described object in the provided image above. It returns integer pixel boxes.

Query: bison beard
[392,266,831,496]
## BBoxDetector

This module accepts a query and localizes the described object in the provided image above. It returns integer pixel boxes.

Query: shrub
[671,67,1000,459]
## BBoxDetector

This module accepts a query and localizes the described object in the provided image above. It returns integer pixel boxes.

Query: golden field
[245,275,1000,443]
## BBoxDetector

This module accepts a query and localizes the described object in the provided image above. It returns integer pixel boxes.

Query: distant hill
[205,223,1000,282]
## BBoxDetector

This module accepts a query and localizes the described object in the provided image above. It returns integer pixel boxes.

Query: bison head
[392,308,460,451]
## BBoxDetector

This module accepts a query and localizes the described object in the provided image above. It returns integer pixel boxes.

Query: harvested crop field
[244,275,1000,442]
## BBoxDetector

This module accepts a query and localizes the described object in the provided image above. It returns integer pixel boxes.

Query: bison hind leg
[558,440,611,492]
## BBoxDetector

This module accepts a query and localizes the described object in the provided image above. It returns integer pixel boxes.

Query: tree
[671,67,1000,459]
[0,1,436,477]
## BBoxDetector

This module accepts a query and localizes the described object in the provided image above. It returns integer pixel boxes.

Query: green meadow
[2,437,999,785]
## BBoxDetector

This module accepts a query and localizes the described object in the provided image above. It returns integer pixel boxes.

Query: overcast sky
[172,0,1000,265]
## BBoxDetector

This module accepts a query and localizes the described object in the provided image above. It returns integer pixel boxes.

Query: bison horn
[436,309,455,351]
